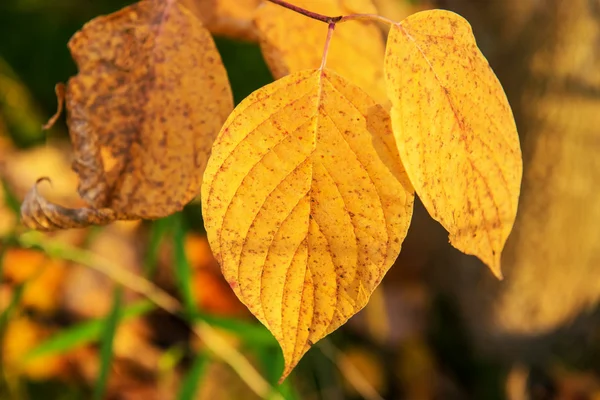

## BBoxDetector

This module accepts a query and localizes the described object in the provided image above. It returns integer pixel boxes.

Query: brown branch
[265,0,342,24]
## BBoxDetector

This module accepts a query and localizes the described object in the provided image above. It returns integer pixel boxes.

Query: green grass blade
[0,244,5,280]
[169,214,276,347]
[144,218,170,278]
[195,313,276,347]
[1,179,21,215]
[93,287,123,400]
[24,300,154,361]
[0,283,24,333]
[177,352,209,400]
[171,214,197,317]
[256,347,298,400]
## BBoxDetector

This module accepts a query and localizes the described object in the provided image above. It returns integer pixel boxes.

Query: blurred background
[1,0,599,399]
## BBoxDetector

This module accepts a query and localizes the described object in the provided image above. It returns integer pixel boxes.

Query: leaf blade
[202,69,414,379]
[171,213,198,317]
[384,10,522,277]
[93,287,123,400]
[177,352,209,400]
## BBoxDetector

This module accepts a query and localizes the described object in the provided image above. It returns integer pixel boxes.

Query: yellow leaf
[202,69,414,379]
[384,10,522,278]
[182,0,260,41]
[254,0,388,104]
[371,0,432,22]
[341,0,378,14]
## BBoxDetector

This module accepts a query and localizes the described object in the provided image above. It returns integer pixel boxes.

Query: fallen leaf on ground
[1,248,68,313]
[2,317,67,380]
[21,0,233,231]
[255,0,388,104]
[2,248,54,282]
[202,69,414,379]
[384,10,522,278]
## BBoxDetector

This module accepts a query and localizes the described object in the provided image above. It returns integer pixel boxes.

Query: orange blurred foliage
[185,234,248,317]
[2,248,67,313]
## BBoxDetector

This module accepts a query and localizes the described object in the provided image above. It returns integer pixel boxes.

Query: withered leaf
[21,0,233,231]
[202,69,414,379]
[21,178,123,231]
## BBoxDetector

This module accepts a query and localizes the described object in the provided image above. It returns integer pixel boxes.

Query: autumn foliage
[19,0,522,379]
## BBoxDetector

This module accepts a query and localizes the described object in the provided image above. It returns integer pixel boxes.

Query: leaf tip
[278,363,295,384]
[490,263,504,280]
[484,252,503,280]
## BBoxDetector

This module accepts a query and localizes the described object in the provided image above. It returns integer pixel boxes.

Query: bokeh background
[1,0,599,399]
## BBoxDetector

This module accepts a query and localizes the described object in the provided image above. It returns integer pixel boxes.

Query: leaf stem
[338,13,396,26]
[265,0,342,24]
[319,23,336,70]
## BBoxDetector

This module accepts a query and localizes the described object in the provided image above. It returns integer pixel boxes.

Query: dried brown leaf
[21,178,123,231]
[21,0,233,231]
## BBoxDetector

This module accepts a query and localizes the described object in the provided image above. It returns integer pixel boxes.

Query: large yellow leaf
[201,69,414,378]
[384,10,522,278]
[254,0,388,104]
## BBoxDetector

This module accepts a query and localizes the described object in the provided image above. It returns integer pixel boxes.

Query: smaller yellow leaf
[384,10,522,277]
[372,0,432,22]
[254,0,388,104]
[341,0,378,14]
[183,0,260,41]
[202,69,414,379]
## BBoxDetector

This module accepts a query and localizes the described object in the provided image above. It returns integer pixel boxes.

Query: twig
[17,231,281,400]
[266,0,342,24]
[266,0,396,26]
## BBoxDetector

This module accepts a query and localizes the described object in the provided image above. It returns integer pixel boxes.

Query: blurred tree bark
[432,0,600,359]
